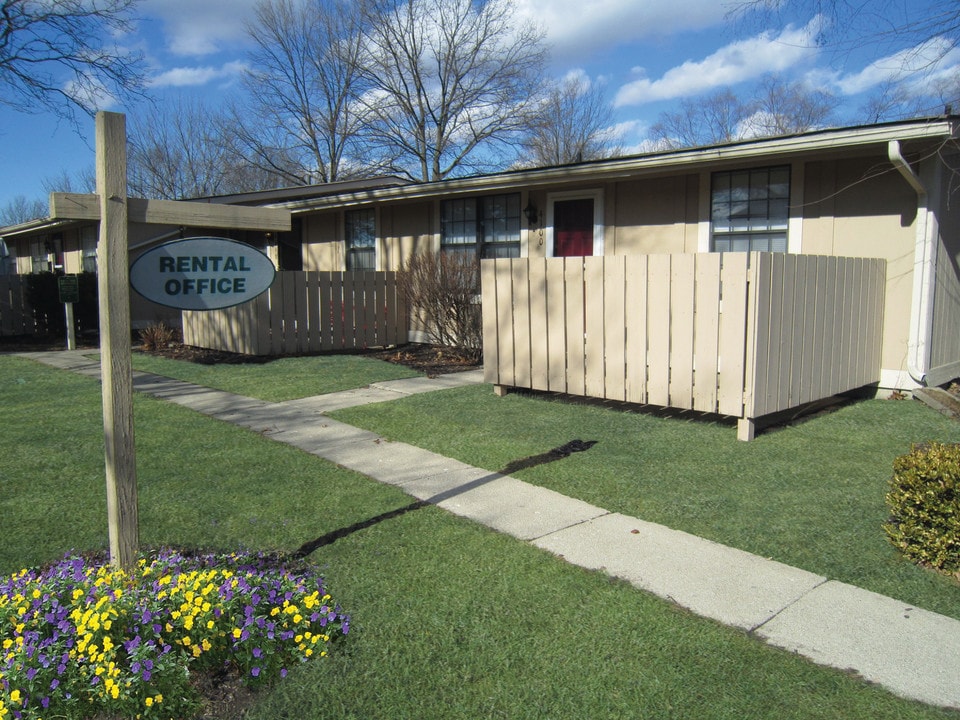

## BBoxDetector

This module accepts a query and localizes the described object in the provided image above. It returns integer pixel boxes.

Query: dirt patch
[365,343,480,376]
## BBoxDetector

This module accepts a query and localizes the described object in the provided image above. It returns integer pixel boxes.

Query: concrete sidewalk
[17,349,960,711]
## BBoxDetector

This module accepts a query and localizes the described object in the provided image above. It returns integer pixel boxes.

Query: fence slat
[717,253,749,417]
[512,258,532,388]
[481,260,500,385]
[546,260,567,393]
[624,255,648,405]
[646,255,671,407]
[564,259,586,396]
[692,254,721,413]
[604,256,626,402]
[584,257,606,398]
[669,253,696,409]
[529,259,550,392]
[496,259,516,386]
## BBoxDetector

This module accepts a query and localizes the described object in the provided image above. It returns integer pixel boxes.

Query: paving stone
[756,580,960,709]
[533,513,826,631]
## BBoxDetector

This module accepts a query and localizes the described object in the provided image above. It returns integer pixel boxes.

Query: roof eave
[275,118,960,213]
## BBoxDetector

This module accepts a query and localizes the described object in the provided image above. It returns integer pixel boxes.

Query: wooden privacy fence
[481,252,886,440]
[182,270,407,355]
[0,274,36,336]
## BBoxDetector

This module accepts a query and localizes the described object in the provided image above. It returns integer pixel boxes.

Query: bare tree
[236,0,373,185]
[650,89,749,149]
[746,75,837,135]
[0,0,146,123]
[520,72,620,167]
[0,195,46,226]
[126,98,284,199]
[359,0,547,181]
[42,168,96,195]
[650,77,836,150]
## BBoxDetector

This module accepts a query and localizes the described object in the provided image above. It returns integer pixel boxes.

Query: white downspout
[888,140,936,385]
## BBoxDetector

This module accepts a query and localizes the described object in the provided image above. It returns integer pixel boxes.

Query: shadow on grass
[292,438,597,558]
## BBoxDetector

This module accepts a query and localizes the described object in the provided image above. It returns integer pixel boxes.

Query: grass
[2,353,959,718]
[128,351,421,402]
[330,385,960,622]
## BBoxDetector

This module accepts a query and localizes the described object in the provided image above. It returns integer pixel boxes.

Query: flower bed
[0,550,349,719]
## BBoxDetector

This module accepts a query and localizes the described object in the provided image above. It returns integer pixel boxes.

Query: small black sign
[58,275,80,304]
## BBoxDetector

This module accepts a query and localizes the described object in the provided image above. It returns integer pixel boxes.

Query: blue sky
[1,0,957,211]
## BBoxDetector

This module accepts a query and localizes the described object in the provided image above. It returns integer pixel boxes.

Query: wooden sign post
[57,275,80,349]
[50,111,291,570]
[96,112,137,570]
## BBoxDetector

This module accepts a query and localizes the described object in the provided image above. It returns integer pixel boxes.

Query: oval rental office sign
[130,237,276,310]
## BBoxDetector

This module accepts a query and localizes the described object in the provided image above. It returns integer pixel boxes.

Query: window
[30,238,49,273]
[441,193,520,260]
[81,226,97,273]
[345,209,376,271]
[711,166,789,252]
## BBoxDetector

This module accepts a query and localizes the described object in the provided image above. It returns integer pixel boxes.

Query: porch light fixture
[523,199,539,226]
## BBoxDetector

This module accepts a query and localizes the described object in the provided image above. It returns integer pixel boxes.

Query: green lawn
[330,384,960,622]
[129,350,421,402]
[2,354,958,719]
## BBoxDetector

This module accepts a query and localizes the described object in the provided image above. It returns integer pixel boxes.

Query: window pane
[443,193,520,260]
[711,166,790,252]
[481,242,519,259]
[442,198,478,249]
[348,248,375,271]
[346,209,375,270]
[769,168,790,197]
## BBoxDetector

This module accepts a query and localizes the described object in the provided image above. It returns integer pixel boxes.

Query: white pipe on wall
[888,139,936,386]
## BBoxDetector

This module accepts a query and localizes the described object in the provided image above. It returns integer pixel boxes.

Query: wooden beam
[96,111,139,570]
[50,192,292,232]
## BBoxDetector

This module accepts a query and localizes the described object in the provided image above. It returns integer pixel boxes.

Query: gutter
[888,139,936,385]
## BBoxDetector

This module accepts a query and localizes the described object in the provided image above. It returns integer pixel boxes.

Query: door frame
[545,189,605,257]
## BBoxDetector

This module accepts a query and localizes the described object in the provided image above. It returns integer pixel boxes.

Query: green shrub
[884,442,960,574]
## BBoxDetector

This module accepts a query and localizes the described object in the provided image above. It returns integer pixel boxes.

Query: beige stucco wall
[608,174,700,255]
[301,212,341,271]
[380,201,436,271]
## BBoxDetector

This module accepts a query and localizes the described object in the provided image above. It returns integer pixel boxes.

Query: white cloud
[821,36,960,97]
[64,74,119,112]
[149,61,248,89]
[512,0,728,64]
[613,17,823,107]
[140,0,261,56]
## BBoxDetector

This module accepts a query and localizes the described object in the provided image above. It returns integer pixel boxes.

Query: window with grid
[441,193,521,260]
[711,166,790,252]
[345,209,376,271]
[81,226,97,273]
[30,239,49,273]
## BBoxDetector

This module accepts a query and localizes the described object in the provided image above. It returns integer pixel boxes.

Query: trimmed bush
[884,442,960,574]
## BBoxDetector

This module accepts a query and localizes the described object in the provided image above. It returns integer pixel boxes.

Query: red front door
[553,198,594,257]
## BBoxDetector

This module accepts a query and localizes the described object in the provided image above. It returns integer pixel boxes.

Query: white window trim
[545,189,604,257]
[788,163,804,254]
